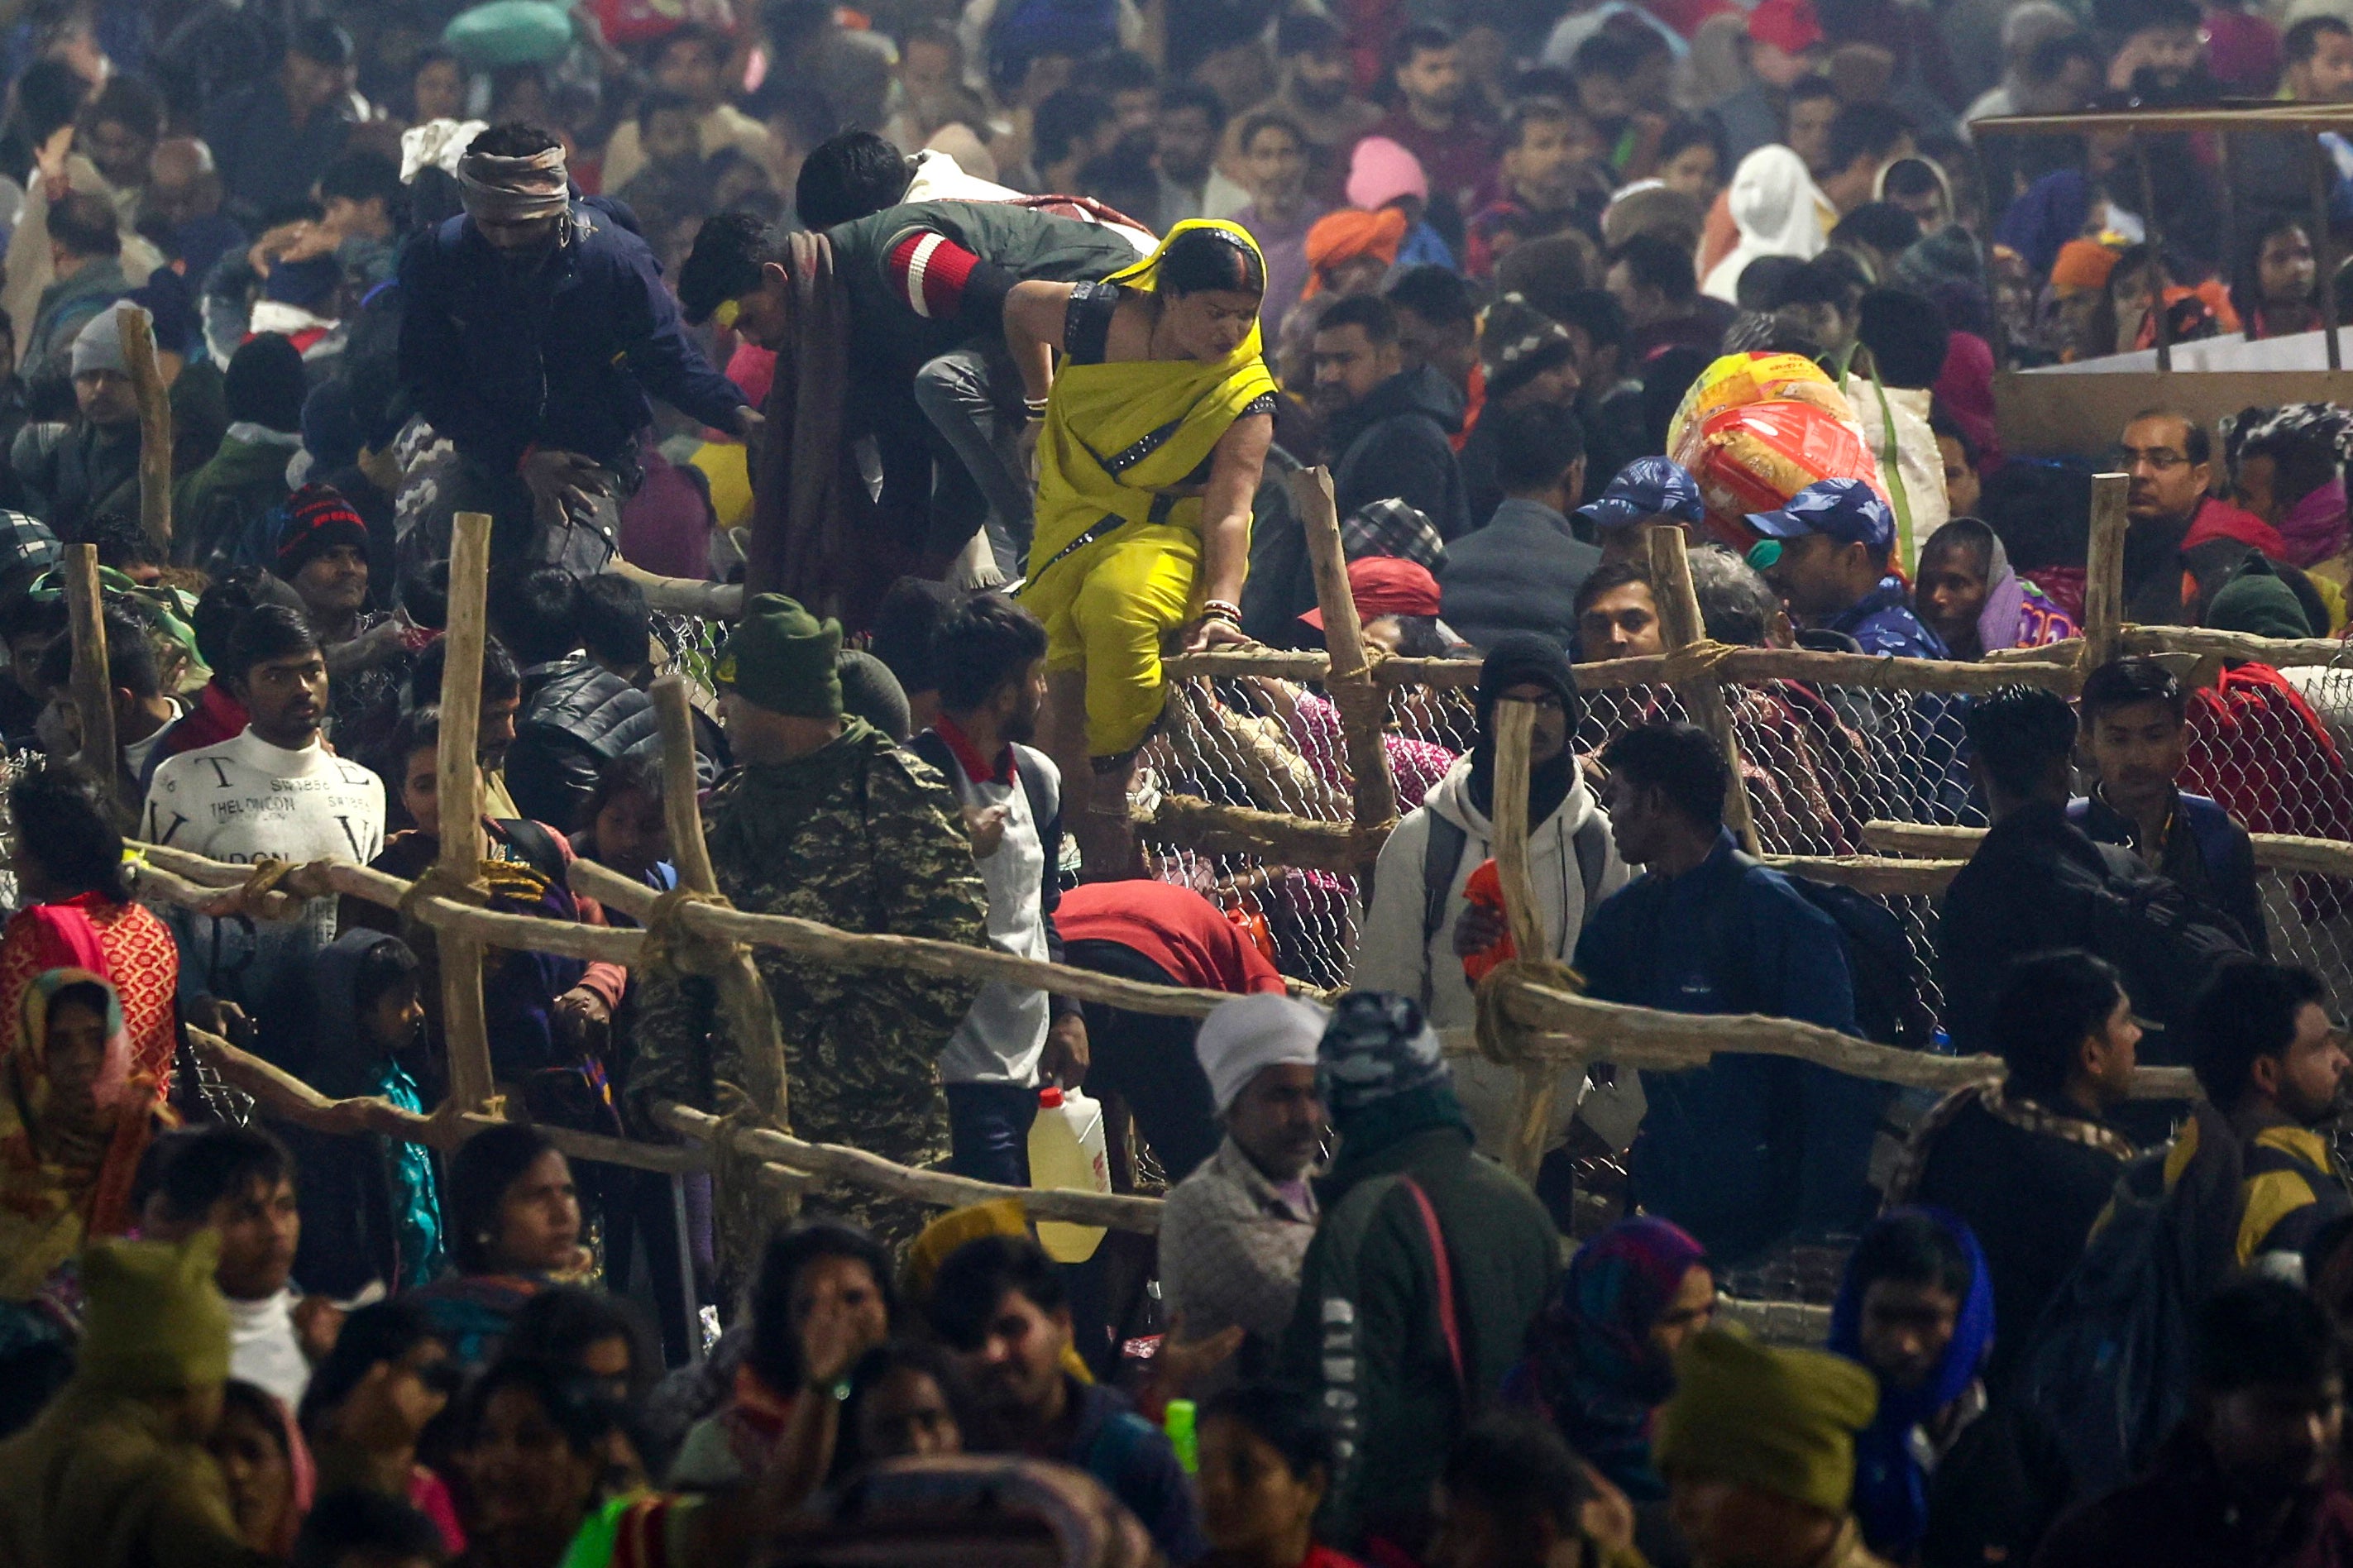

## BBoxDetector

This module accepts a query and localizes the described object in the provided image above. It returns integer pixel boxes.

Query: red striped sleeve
[885,229,982,320]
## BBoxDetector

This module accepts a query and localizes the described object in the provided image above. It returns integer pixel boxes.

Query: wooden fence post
[435,513,497,1113]
[2082,472,2131,672]
[119,305,172,556]
[1294,467,1398,872]
[1490,697,1566,1181]
[647,675,792,1133]
[1647,525,1760,853]
[64,543,115,815]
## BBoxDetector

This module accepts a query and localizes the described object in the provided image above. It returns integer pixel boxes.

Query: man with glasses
[2117,409,2288,626]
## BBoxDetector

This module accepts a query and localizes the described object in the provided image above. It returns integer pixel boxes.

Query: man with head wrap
[1354,633,1629,1162]
[1158,993,1330,1378]
[396,122,760,572]
[1275,990,1559,1554]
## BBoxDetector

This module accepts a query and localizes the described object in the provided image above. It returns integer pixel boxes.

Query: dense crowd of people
[8,0,2353,1565]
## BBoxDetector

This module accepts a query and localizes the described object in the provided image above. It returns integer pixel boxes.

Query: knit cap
[227,332,309,433]
[79,1233,234,1394]
[1318,990,1449,1117]
[2207,570,2316,639]
[0,511,60,580]
[71,304,130,378]
[1481,294,1578,402]
[1196,993,1330,1113]
[716,593,844,719]
[1654,1326,1878,1514]
[275,484,371,579]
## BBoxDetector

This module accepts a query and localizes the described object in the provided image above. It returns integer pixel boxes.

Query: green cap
[716,593,844,719]
[1653,1326,1877,1516]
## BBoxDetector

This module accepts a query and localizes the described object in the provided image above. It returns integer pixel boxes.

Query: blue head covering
[1994,169,2092,282]
[1827,1207,1997,1557]
[1507,1217,1710,1500]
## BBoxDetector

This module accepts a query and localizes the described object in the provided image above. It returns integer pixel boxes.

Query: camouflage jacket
[630,719,987,1241]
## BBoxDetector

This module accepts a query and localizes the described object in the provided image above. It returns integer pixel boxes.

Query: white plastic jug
[1028,1085,1111,1262]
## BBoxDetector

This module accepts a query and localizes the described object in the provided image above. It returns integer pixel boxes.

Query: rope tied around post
[1473,956,1585,1067]
[1659,638,1743,685]
[396,864,493,924]
[640,886,744,978]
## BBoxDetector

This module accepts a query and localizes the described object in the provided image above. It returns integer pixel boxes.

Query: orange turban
[2049,239,2121,294]
[1303,207,1409,297]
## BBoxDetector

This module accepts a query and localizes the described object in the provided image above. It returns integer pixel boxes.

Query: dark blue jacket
[397,201,745,475]
[1574,830,1881,1261]
[1829,576,1973,823]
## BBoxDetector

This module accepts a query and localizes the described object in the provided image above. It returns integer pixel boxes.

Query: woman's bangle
[1023,395,1050,416]
[1201,600,1243,627]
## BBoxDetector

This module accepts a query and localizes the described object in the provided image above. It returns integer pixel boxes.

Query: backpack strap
[495,819,568,885]
[1571,816,1609,916]
[1396,1174,1466,1397]
[1419,815,1469,1010]
[1012,746,1059,843]
[906,729,958,787]
[1083,1408,1157,1491]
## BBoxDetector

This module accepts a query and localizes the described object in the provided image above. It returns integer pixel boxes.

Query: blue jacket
[1830,577,1973,822]
[397,201,745,474]
[1574,830,1881,1261]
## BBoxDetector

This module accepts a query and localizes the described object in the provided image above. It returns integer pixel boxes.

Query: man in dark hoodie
[1277,992,1558,1554]
[1439,402,1600,653]
[1311,293,1471,540]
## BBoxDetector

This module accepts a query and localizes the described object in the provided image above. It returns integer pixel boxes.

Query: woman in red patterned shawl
[0,766,179,1099]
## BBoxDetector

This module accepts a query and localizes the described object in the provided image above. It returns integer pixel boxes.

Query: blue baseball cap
[1745,478,1895,551]
[1575,457,1704,532]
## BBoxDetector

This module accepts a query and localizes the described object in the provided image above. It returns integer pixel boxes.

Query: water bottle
[1027,1084,1111,1262]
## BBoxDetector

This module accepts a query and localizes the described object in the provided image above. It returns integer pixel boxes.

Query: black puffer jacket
[507,655,723,831]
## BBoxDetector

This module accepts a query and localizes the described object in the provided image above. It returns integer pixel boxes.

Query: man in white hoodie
[1352,633,1629,1161]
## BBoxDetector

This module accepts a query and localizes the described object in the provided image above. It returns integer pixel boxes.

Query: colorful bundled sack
[1666,353,1885,553]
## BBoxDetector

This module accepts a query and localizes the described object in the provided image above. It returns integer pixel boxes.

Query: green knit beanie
[1653,1326,1878,1516]
[716,593,844,719]
[2206,571,2315,641]
[78,1234,233,1394]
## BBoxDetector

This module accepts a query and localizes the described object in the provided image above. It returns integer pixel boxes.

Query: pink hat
[1346,136,1428,212]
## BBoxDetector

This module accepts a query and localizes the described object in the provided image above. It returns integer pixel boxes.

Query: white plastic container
[1028,1085,1111,1262]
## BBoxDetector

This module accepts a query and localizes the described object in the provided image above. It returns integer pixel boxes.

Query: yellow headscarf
[902,1199,1094,1383]
[1026,219,1280,578]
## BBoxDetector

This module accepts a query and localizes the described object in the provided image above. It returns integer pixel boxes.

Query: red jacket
[1055,881,1285,997]
[2183,661,2353,921]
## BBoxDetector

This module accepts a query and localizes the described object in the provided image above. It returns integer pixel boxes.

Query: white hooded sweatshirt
[1352,755,1633,1159]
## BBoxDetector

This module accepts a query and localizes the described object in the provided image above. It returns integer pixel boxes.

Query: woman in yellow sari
[0,968,163,1299]
[1007,219,1278,873]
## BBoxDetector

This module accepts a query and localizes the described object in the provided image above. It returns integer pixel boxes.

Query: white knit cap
[1195,993,1329,1114]
[71,304,129,377]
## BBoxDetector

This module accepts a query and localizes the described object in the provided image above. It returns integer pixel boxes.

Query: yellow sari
[1020,220,1279,757]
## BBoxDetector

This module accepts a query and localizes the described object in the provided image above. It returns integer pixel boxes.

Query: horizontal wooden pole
[1863,819,2353,877]
[655,1101,1163,1232]
[1976,103,2353,135]
[1141,792,1360,872]
[604,557,744,619]
[2118,624,2352,670]
[1761,853,1967,896]
[1168,643,2079,696]
[1493,981,2199,1100]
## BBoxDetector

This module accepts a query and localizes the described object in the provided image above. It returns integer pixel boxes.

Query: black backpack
[2064,843,2252,1047]
[1418,813,1611,1008]
[2017,1102,2246,1497]
[1707,849,1938,1050]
